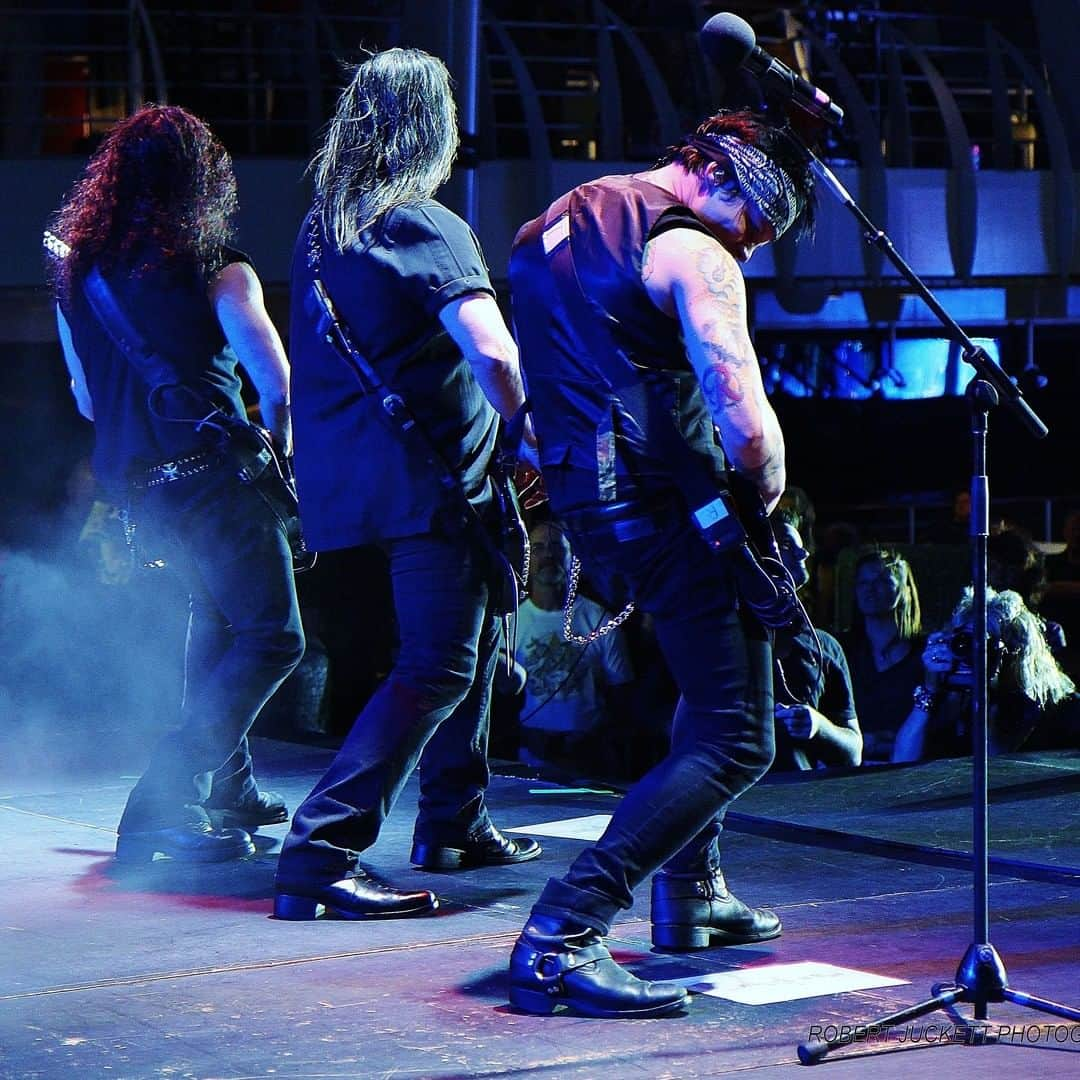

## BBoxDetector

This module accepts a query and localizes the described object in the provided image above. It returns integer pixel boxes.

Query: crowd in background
[8,447,1078,790]
[488,485,1080,780]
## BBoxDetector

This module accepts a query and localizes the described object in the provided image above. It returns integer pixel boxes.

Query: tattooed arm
[642,228,785,511]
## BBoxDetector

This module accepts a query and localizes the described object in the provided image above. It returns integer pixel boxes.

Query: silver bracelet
[912,684,938,712]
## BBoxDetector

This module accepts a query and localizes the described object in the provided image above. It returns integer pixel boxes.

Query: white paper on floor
[672,961,908,1005]
[506,814,613,841]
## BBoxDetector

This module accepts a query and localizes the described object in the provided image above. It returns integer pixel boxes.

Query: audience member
[772,512,862,769]
[1043,509,1080,672]
[988,522,1066,655]
[513,521,636,778]
[777,485,816,556]
[893,586,1077,762]
[842,546,924,762]
[776,485,819,618]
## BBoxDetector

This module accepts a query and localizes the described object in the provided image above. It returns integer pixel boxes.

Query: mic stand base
[797,942,1080,1064]
[780,123,1069,1066]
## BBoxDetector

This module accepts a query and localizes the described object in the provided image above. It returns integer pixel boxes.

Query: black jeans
[530,489,774,935]
[118,465,305,832]
[276,525,500,884]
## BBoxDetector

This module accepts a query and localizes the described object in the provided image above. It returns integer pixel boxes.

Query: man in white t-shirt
[514,521,634,774]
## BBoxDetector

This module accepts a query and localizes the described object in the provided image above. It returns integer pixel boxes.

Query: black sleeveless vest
[510,174,727,507]
[62,248,248,498]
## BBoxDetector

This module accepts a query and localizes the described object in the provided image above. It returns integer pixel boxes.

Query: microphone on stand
[701,12,844,126]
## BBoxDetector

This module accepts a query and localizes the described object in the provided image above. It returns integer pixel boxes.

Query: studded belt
[137,450,222,489]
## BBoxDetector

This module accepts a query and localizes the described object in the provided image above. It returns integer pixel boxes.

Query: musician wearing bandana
[506,111,816,1017]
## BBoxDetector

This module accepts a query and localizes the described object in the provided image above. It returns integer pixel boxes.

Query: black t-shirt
[922,688,1041,758]
[779,628,856,718]
[61,247,249,500]
[774,627,858,768]
[844,634,927,762]
[289,200,499,549]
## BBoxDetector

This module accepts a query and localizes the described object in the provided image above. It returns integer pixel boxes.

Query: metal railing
[0,1,1065,170]
[0,1,397,156]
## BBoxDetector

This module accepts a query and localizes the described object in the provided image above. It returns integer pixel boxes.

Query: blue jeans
[276,525,500,884]
[118,465,305,832]
[530,486,774,935]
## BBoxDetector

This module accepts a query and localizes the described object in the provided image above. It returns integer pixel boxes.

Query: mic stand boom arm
[806,154,1047,437]
[790,142,1077,1068]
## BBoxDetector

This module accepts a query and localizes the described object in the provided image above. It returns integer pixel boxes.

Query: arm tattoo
[642,240,656,282]
[696,248,743,320]
[700,358,745,410]
[698,319,748,410]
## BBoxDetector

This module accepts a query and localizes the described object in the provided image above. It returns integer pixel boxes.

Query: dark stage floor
[1,739,1078,1079]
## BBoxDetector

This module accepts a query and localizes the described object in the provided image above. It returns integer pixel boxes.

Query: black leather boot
[508,913,689,1018]
[651,869,782,950]
[115,821,256,864]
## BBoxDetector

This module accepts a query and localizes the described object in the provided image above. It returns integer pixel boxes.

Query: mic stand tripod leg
[797,985,966,1065]
[782,118,1074,1064]
[797,942,1080,1065]
[798,385,1080,1066]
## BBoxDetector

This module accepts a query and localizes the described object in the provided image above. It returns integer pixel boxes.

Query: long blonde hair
[854,546,922,640]
[952,587,1075,707]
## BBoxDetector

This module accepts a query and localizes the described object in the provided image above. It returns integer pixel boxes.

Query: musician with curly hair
[50,105,305,864]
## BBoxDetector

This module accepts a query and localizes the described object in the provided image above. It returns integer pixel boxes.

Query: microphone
[701,12,844,126]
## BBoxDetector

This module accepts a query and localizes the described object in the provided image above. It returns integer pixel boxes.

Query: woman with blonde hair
[894,587,1077,761]
[842,546,924,761]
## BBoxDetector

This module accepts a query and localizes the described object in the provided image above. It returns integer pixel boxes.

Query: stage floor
[1,739,1078,1078]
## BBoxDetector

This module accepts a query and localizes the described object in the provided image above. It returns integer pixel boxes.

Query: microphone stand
[792,148,1079,1065]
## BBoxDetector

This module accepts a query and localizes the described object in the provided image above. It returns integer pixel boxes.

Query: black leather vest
[510,174,727,507]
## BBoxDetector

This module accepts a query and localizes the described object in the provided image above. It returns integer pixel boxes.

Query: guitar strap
[79,264,315,570]
[82,266,254,449]
[302,265,528,631]
[84,268,187,395]
[540,194,802,632]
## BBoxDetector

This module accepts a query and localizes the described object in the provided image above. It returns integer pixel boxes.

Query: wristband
[912,684,938,712]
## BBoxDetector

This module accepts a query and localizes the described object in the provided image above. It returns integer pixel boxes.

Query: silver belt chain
[562,555,635,646]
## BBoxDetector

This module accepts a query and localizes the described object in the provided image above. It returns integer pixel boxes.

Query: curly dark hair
[655,109,816,240]
[50,104,237,303]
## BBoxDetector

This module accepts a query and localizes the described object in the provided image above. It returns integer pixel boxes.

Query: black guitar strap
[540,194,803,632]
[79,263,314,570]
[82,266,248,446]
[303,269,528,632]
[83,268,183,393]
[304,278,460,498]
